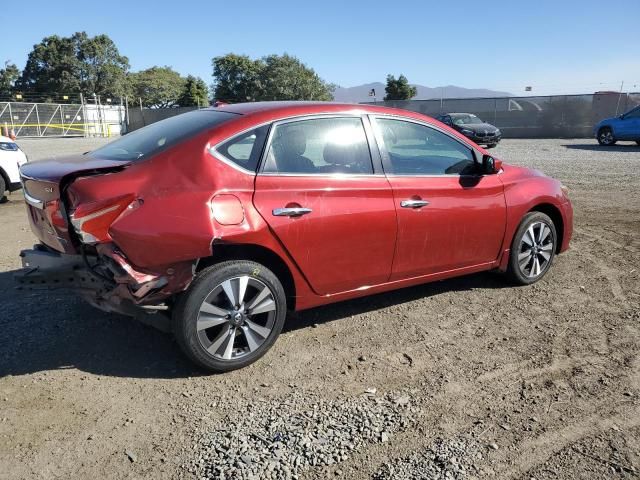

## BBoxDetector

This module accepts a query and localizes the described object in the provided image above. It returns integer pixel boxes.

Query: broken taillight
[44,199,67,230]
[70,194,137,244]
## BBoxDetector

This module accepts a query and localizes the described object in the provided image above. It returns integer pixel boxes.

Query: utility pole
[614,81,625,116]
[139,98,146,126]
[124,96,129,133]
[80,93,87,138]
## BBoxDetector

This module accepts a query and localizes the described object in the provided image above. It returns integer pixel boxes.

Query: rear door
[371,116,506,280]
[252,115,397,295]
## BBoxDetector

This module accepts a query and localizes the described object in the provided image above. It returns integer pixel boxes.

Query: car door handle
[272,207,313,217]
[400,199,430,208]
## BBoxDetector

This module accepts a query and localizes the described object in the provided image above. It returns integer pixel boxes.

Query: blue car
[594,105,640,146]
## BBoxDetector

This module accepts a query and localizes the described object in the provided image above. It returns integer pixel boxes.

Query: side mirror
[482,154,502,174]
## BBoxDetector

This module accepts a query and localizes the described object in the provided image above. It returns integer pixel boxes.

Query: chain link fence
[126,106,197,133]
[0,102,124,138]
[118,92,640,139]
[367,92,640,138]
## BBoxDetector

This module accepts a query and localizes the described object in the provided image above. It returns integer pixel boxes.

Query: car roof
[205,101,427,120]
[196,101,489,157]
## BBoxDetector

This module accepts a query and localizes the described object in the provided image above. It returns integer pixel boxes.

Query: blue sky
[1,0,639,96]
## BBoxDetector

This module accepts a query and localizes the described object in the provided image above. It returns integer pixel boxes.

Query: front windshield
[90,110,238,161]
[452,114,483,126]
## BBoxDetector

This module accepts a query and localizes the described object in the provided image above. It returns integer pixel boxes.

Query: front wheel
[0,175,6,203]
[597,127,616,146]
[507,212,557,285]
[173,260,287,372]
[485,143,498,149]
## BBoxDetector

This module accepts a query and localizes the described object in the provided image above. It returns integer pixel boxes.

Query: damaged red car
[16,102,573,372]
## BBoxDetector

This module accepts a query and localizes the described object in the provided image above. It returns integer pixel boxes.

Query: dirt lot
[1,137,639,480]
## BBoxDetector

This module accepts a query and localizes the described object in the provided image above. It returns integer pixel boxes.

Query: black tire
[597,127,616,146]
[636,140,640,146]
[506,212,557,285]
[0,175,6,204]
[173,260,286,372]
[486,144,497,149]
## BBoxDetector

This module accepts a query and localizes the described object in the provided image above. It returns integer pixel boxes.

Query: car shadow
[0,268,509,379]
[562,143,640,152]
[0,269,200,379]
[284,270,509,332]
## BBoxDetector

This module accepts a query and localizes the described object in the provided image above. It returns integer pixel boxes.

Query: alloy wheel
[517,221,554,278]
[196,276,277,361]
[599,129,614,145]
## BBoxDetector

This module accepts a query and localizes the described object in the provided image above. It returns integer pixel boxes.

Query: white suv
[0,136,28,201]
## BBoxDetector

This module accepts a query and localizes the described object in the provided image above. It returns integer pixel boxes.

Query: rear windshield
[89,110,238,161]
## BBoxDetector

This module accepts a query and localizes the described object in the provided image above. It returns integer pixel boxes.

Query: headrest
[323,142,356,166]
[274,127,306,157]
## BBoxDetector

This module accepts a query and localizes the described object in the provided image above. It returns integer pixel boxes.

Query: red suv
[16,102,573,372]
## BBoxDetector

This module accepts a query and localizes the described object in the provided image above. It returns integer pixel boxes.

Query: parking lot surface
[1,137,639,479]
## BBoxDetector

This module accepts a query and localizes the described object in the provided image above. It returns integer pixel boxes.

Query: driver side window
[624,107,640,119]
[375,118,476,175]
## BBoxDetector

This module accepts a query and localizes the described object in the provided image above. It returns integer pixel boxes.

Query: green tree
[74,32,129,98]
[19,32,129,101]
[19,35,79,100]
[177,75,209,107]
[257,54,333,101]
[212,54,262,102]
[129,66,186,108]
[212,53,333,102]
[383,74,417,101]
[0,62,20,97]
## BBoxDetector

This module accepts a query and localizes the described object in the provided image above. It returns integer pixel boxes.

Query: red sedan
[16,102,573,372]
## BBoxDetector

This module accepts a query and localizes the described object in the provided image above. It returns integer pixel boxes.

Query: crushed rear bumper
[15,245,174,323]
[15,245,106,290]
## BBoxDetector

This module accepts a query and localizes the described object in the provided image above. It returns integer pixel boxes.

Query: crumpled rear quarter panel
[66,133,249,270]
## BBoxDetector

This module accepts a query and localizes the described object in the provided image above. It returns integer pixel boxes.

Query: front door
[371,116,507,280]
[253,116,397,295]
[617,106,640,139]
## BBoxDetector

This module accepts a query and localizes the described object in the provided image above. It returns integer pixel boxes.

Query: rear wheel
[507,212,557,285]
[597,127,616,146]
[173,260,286,372]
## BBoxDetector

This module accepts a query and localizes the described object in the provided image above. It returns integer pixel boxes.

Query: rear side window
[215,125,269,171]
[90,110,238,161]
[375,118,476,175]
[262,117,373,174]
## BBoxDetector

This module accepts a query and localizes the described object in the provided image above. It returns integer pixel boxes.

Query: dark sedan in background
[435,113,502,148]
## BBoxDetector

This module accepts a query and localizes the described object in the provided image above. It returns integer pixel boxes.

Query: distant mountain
[332,82,512,103]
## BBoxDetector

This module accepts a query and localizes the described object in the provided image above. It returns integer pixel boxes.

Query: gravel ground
[0,137,639,480]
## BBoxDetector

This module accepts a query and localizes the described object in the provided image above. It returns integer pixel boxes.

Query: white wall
[83,104,125,136]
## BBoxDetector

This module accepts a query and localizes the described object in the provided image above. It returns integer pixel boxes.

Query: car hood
[456,123,499,132]
[501,163,546,180]
[595,116,618,126]
[19,154,131,183]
